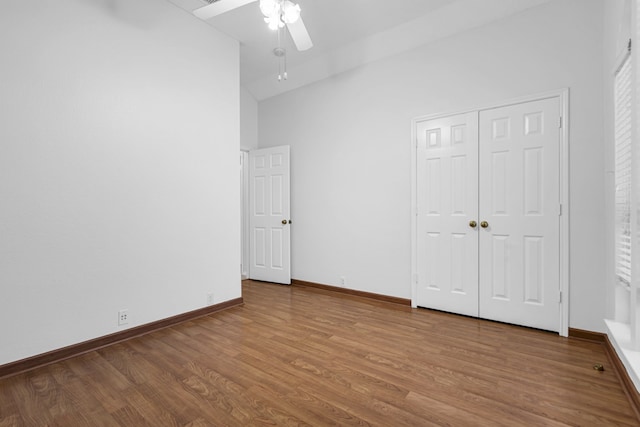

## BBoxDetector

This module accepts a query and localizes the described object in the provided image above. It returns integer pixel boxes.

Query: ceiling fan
[193,0,313,52]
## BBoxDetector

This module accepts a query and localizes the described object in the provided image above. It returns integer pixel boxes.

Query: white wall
[259,0,606,331]
[0,0,240,365]
[241,86,259,151]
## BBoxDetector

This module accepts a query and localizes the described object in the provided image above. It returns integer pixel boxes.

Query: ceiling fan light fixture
[259,0,278,17]
[264,15,284,30]
[281,1,301,24]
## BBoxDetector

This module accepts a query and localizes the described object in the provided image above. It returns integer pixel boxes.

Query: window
[615,52,633,290]
[606,2,640,393]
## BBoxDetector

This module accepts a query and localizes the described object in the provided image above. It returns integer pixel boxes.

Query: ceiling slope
[166,0,552,100]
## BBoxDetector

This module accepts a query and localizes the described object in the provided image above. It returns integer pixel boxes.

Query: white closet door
[416,113,479,316]
[478,98,561,331]
[249,146,291,284]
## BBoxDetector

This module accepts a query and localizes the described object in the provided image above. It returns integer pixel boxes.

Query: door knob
[469,220,477,228]
[480,221,489,228]
[282,219,287,225]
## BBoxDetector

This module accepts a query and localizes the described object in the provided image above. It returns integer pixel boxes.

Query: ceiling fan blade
[286,16,313,51]
[193,0,257,20]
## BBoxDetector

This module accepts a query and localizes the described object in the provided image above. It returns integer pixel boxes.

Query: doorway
[241,150,249,280]
[242,146,292,285]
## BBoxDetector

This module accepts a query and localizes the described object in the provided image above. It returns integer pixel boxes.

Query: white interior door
[416,112,479,316]
[249,146,291,284]
[478,98,561,331]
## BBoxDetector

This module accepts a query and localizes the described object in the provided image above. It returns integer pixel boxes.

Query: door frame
[410,89,570,336]
[241,149,250,280]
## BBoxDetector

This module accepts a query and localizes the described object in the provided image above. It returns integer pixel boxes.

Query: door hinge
[558,203,562,216]
[414,273,419,284]
[558,290,562,303]
[558,116,563,128]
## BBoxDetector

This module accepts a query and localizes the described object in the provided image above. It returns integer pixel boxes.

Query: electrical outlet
[207,292,214,305]
[340,276,346,287]
[118,309,129,326]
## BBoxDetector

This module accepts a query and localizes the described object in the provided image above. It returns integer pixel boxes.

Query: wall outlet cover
[118,309,129,326]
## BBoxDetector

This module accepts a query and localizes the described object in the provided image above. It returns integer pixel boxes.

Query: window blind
[615,54,632,288]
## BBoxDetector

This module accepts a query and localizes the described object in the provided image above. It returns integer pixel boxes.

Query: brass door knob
[469,220,477,228]
[282,219,287,225]
[480,221,489,228]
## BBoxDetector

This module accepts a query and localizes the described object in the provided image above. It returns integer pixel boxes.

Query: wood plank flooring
[1,280,637,426]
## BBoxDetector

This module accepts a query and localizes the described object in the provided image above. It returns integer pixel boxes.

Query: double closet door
[415,97,561,332]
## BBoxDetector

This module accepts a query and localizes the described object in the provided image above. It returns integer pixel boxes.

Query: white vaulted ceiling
[165,0,552,100]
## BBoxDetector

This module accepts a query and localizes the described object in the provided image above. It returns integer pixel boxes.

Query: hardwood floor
[1,280,637,426]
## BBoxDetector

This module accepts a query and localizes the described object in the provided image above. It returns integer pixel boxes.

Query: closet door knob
[480,221,489,228]
[469,221,477,228]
